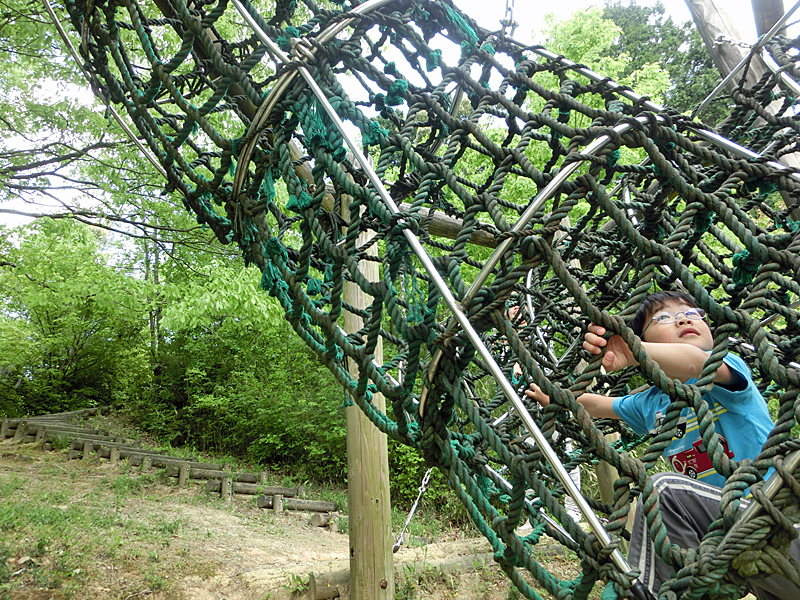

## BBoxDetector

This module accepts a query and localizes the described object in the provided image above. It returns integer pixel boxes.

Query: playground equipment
[54,0,800,596]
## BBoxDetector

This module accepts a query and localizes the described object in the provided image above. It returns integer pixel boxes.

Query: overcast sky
[452,0,760,45]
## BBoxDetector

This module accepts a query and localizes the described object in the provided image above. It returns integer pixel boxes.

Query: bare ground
[0,442,582,600]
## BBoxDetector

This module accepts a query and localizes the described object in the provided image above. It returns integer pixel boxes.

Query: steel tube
[231,3,638,579]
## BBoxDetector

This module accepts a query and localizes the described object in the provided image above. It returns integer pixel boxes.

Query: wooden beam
[321,190,498,248]
[752,0,787,36]
[341,174,394,600]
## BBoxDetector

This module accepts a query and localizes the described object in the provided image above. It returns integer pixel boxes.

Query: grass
[0,445,230,599]
[0,412,608,600]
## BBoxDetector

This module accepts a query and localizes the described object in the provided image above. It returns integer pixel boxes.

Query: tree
[0,219,149,415]
[601,0,727,124]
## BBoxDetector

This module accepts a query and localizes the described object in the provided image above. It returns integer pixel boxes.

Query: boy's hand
[583,324,638,372]
[524,383,550,408]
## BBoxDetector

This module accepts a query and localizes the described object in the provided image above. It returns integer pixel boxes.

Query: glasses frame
[641,308,707,336]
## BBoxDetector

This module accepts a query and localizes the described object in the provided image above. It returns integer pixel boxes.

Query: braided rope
[61,0,800,596]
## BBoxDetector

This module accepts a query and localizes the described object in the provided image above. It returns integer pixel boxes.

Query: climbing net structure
[59,0,800,596]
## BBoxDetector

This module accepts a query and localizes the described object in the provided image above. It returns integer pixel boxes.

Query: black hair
[629,290,699,337]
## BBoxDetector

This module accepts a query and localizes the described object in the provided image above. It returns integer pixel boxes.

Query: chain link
[500,0,517,37]
[714,33,753,49]
[392,467,434,552]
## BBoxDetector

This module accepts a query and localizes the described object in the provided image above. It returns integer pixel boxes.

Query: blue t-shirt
[612,353,773,488]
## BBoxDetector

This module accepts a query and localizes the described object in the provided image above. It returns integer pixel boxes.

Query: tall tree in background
[602,0,727,124]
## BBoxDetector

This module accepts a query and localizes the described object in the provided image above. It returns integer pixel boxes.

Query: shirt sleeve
[612,387,661,436]
[720,352,751,389]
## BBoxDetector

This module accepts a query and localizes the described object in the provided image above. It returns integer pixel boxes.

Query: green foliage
[389,444,470,529]
[132,308,349,479]
[0,219,149,415]
[601,0,726,123]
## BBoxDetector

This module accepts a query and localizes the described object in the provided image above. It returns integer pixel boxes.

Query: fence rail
[0,410,335,515]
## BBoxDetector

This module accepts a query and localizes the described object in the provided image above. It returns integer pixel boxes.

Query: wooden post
[110,446,120,464]
[273,494,283,514]
[752,0,787,37]
[12,422,26,444]
[221,477,232,502]
[0,419,8,439]
[142,455,152,471]
[178,464,189,488]
[685,0,765,92]
[341,165,394,600]
[82,441,92,460]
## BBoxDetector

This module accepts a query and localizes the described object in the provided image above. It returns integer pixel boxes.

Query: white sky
[452,0,759,45]
[0,0,773,228]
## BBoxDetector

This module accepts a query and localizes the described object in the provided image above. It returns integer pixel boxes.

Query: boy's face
[641,300,713,351]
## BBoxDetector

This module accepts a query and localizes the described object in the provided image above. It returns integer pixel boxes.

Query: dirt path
[0,444,577,600]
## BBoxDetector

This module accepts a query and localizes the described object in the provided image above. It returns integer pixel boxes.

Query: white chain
[392,467,434,552]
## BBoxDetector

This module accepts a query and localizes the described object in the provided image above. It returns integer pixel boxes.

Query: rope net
[62,0,800,596]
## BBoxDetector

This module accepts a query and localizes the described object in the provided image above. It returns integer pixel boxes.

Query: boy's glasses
[642,308,706,335]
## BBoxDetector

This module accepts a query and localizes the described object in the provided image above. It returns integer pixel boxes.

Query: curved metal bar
[231,0,397,201]
[230,5,651,588]
[761,48,800,97]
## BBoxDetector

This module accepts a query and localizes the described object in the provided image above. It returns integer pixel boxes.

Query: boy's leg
[628,473,800,600]
[745,538,800,600]
[627,473,724,593]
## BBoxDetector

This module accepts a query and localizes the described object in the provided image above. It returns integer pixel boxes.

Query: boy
[525,290,797,598]
[525,290,773,489]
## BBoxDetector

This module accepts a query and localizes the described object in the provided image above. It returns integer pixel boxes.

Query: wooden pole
[752,0,787,37]
[341,165,394,600]
[685,0,765,92]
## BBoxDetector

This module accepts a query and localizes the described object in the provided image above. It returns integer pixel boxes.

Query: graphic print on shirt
[667,436,735,479]
[651,405,733,480]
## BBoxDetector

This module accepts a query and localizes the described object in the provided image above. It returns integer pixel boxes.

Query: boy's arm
[525,385,619,419]
[584,324,737,386]
[637,342,737,386]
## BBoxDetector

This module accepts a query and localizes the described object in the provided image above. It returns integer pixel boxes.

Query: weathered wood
[12,422,27,443]
[142,455,153,470]
[309,553,496,600]
[273,494,283,514]
[321,192,497,248]
[752,0,786,37]
[82,440,92,460]
[205,480,297,496]
[178,464,189,488]
[67,435,130,448]
[310,569,350,600]
[24,423,109,436]
[163,465,266,484]
[221,477,232,501]
[686,0,765,92]
[109,446,120,465]
[8,407,107,424]
[341,169,394,600]
[0,419,9,439]
[256,494,336,513]
[310,513,331,527]
[34,427,46,444]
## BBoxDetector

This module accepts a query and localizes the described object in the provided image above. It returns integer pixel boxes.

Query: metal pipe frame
[229,1,651,590]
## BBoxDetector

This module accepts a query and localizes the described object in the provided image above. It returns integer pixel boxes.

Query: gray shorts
[627,473,800,599]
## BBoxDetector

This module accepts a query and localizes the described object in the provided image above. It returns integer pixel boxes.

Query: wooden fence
[0,408,335,515]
